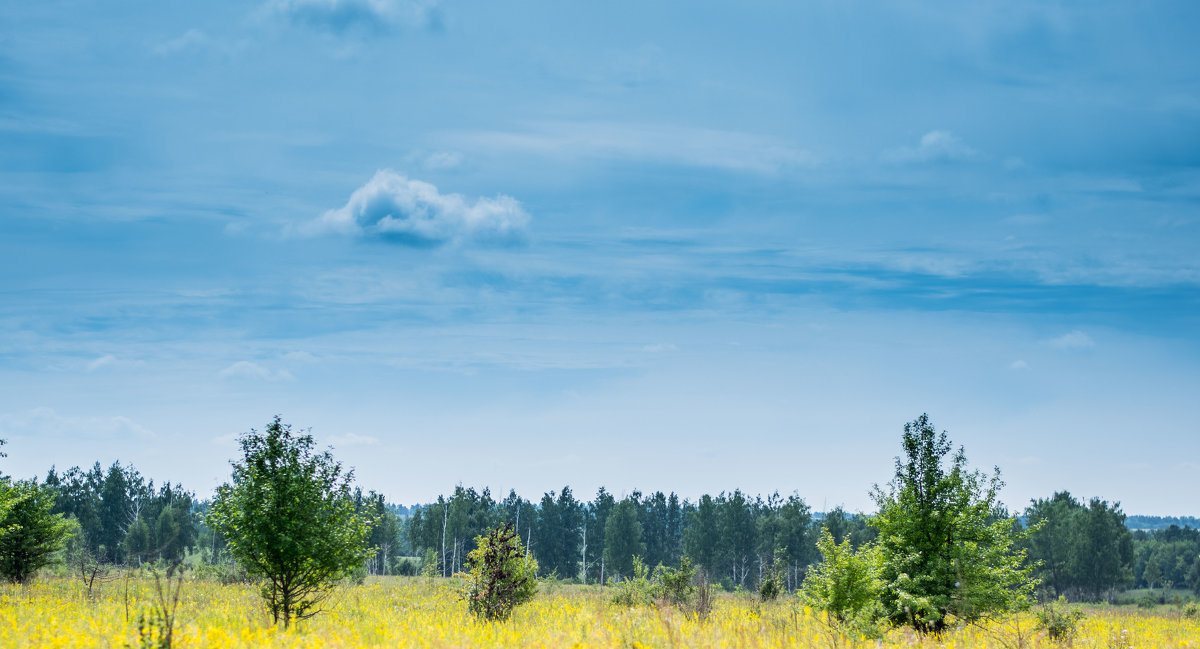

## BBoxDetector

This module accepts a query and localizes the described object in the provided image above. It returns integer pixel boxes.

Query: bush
[461,524,538,622]
[657,557,697,608]
[1182,601,1199,619]
[392,557,418,576]
[1035,596,1085,643]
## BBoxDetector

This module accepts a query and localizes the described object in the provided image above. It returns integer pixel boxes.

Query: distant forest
[33,460,1200,602]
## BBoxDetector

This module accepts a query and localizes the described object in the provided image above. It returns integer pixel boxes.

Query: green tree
[0,480,73,583]
[604,499,644,580]
[207,416,373,628]
[461,523,538,621]
[682,494,719,576]
[870,414,1036,633]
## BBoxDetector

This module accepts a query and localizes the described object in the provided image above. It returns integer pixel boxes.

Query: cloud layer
[307,170,530,246]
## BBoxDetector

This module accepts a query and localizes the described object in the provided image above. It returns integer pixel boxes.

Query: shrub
[461,524,538,622]
[610,556,656,607]
[1182,601,1199,619]
[758,549,787,602]
[657,557,697,608]
[1035,596,1086,643]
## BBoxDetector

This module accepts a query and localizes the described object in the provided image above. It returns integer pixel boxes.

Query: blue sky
[2,1,1198,515]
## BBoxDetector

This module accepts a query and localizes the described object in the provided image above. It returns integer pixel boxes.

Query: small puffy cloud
[153,29,211,56]
[87,354,118,372]
[265,0,440,35]
[1049,330,1095,350]
[304,170,530,246]
[218,361,296,382]
[643,343,678,353]
[422,151,463,170]
[329,432,380,447]
[881,130,978,164]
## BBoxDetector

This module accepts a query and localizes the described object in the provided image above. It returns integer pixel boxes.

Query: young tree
[801,528,883,634]
[461,523,538,621]
[207,416,373,628]
[870,414,1036,633]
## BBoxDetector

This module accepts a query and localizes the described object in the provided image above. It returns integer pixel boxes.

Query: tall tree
[870,414,1036,633]
[1024,491,1085,598]
[603,498,644,581]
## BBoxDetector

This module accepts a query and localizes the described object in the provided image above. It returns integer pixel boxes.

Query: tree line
[1,429,1198,605]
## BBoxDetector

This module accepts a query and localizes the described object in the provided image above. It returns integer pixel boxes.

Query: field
[1,576,1197,649]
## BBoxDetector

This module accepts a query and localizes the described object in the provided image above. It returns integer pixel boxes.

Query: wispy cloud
[444,121,818,174]
[264,0,441,35]
[881,130,978,164]
[1009,360,1029,370]
[643,343,678,353]
[302,170,530,246]
[1048,330,1095,350]
[153,29,211,56]
[0,407,156,440]
[218,361,296,382]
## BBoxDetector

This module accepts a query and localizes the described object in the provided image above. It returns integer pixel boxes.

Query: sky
[1,1,1198,516]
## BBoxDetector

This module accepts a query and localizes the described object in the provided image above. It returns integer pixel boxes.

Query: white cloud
[328,432,380,447]
[1049,330,1096,350]
[0,407,156,440]
[881,130,978,164]
[218,361,296,382]
[303,170,530,246]
[1009,360,1029,370]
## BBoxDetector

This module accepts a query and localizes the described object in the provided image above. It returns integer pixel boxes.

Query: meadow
[1,575,1196,649]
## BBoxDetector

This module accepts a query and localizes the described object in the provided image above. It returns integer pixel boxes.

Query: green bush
[658,557,697,609]
[1035,596,1085,643]
[610,556,656,607]
[758,549,786,602]
[1181,600,1198,619]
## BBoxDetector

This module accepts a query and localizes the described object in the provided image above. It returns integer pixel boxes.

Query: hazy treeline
[29,462,1200,600]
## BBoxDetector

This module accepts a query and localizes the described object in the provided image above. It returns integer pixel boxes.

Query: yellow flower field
[0,576,1196,649]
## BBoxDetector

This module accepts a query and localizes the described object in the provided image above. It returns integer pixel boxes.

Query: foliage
[0,479,73,583]
[801,527,884,638]
[461,523,538,621]
[1034,596,1085,643]
[870,414,1037,633]
[207,416,373,628]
